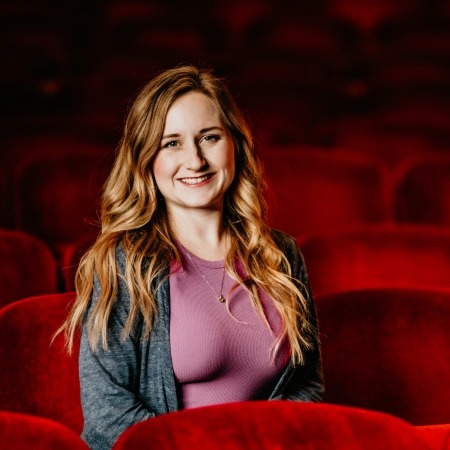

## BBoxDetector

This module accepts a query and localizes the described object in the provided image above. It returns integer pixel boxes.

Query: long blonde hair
[62,65,314,365]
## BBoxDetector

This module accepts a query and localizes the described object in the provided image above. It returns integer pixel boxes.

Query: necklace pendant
[218,295,226,303]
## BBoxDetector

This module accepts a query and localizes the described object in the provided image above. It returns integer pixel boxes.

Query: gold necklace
[182,248,226,303]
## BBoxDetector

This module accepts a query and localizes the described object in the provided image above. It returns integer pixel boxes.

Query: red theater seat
[13,139,113,257]
[0,411,88,450]
[0,292,83,434]
[299,224,450,298]
[261,149,391,238]
[60,233,96,292]
[417,424,450,450]
[113,401,431,450]
[318,116,440,167]
[395,155,450,226]
[318,288,450,425]
[0,168,7,227]
[0,228,58,309]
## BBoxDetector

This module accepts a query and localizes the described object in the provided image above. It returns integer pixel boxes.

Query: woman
[62,65,324,450]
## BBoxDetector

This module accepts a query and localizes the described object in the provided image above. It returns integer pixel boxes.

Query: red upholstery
[395,155,450,226]
[299,224,450,297]
[13,141,113,256]
[0,411,88,449]
[60,233,96,292]
[0,168,7,228]
[261,149,390,238]
[0,292,83,433]
[321,119,436,167]
[417,424,450,450]
[0,228,58,309]
[318,288,450,425]
[113,401,431,450]
[322,110,449,154]
[377,105,450,138]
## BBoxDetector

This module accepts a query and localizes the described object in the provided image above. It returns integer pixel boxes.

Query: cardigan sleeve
[79,246,154,450]
[270,230,325,402]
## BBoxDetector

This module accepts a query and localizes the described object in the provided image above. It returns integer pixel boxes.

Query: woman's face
[153,91,235,215]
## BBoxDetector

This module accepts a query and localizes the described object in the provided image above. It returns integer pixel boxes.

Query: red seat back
[395,155,450,226]
[60,233,96,292]
[318,288,450,424]
[300,224,450,297]
[13,141,113,255]
[0,292,83,433]
[0,228,58,309]
[0,411,87,450]
[416,424,450,450]
[0,168,7,228]
[262,149,390,238]
[113,401,430,450]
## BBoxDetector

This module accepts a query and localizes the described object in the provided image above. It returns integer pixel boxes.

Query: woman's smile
[178,173,215,186]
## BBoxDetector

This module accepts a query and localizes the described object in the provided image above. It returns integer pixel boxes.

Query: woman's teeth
[180,175,210,185]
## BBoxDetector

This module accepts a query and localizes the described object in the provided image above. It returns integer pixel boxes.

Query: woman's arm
[79,248,154,450]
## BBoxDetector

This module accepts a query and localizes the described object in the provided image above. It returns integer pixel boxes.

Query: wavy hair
[61,65,314,365]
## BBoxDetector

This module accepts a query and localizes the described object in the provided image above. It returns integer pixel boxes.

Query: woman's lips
[178,174,213,185]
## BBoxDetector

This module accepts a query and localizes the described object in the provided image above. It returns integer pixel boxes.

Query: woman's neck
[169,208,229,260]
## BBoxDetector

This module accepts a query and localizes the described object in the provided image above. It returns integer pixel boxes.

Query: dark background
[1,0,450,283]
[2,0,449,145]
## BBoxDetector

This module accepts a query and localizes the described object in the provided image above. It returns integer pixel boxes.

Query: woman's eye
[163,140,179,148]
[203,135,220,143]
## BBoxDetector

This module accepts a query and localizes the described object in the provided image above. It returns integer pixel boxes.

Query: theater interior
[1,1,450,448]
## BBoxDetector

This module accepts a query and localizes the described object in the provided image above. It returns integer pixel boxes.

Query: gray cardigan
[79,230,324,450]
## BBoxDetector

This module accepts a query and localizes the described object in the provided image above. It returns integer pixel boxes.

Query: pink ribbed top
[169,247,290,410]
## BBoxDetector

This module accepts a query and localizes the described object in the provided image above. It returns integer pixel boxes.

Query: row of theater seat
[1,143,450,254]
[299,223,450,297]
[2,288,450,448]
[0,140,449,301]
[1,403,449,449]
[2,222,450,309]
[263,148,450,238]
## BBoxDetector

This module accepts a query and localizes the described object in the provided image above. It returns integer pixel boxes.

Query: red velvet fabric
[395,156,450,226]
[417,424,450,450]
[299,224,450,297]
[330,127,435,167]
[0,228,58,309]
[13,142,113,254]
[318,288,450,425]
[0,169,6,228]
[60,233,97,292]
[261,149,390,238]
[0,411,88,449]
[113,401,431,450]
[0,292,83,433]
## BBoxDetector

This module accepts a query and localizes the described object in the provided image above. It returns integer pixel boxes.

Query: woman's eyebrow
[161,133,180,140]
[199,126,224,133]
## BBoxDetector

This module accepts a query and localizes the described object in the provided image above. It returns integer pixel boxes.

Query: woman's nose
[184,142,207,170]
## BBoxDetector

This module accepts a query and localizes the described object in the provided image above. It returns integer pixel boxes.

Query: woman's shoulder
[114,238,169,286]
[269,229,308,281]
[270,229,298,253]
[115,240,128,270]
